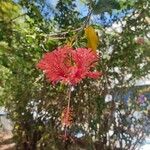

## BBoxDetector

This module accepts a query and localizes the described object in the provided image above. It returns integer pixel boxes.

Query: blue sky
[46,0,88,16]
[14,0,133,27]
[45,0,133,26]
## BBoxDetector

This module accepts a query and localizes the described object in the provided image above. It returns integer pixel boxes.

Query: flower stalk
[64,85,72,139]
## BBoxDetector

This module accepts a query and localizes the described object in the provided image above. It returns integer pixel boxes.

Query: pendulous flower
[37,46,102,85]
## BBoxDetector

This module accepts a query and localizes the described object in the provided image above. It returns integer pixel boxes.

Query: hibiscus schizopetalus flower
[37,46,102,85]
[61,107,73,127]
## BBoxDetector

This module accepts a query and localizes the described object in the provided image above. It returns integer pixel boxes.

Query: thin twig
[8,13,27,23]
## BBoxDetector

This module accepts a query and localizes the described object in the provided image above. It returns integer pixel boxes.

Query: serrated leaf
[85,26,99,52]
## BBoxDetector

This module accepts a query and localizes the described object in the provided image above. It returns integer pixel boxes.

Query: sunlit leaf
[0,1,20,20]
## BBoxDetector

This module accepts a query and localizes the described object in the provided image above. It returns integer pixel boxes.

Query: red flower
[37,46,102,85]
[61,107,73,127]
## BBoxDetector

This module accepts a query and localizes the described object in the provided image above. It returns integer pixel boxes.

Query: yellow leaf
[66,35,76,47]
[85,26,99,52]
[66,39,73,47]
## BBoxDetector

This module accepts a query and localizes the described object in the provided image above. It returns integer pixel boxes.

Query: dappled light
[0,0,150,149]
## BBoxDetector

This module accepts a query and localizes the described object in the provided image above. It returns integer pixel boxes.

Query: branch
[8,13,27,23]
